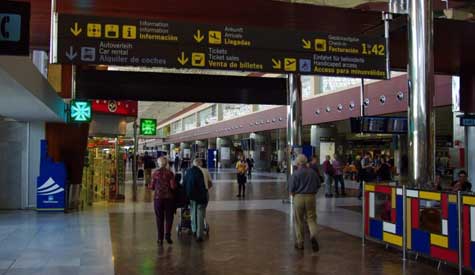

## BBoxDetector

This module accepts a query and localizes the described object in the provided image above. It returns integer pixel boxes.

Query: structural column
[407,0,435,187]
[461,71,475,190]
[251,132,272,171]
[287,74,303,176]
[216,137,232,168]
[180,142,191,158]
[310,125,336,161]
[276,129,286,164]
[132,120,138,201]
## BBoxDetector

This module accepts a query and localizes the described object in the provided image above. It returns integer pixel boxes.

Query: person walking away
[197,159,212,224]
[309,156,323,189]
[143,152,156,188]
[332,154,346,197]
[452,170,472,192]
[183,159,208,242]
[174,154,180,173]
[355,156,363,199]
[376,157,392,182]
[236,156,248,198]
[322,155,334,198]
[150,157,176,245]
[289,154,320,252]
[246,157,254,180]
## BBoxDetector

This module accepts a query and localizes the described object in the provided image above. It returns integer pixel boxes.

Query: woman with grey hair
[150,157,177,245]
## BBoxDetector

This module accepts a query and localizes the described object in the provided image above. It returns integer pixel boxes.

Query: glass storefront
[81,138,126,206]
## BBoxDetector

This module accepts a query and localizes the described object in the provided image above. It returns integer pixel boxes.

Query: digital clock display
[361,43,385,56]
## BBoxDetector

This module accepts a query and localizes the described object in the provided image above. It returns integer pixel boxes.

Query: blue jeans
[324,174,333,195]
[333,174,345,194]
[190,200,206,239]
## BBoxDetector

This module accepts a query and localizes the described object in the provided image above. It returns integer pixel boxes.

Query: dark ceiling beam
[76,70,287,105]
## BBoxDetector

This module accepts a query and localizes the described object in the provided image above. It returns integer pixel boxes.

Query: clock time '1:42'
[361,44,385,56]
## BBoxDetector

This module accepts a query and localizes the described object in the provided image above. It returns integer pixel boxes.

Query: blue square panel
[471,242,475,270]
[370,219,383,240]
[448,203,459,250]
[412,228,430,255]
[396,195,403,235]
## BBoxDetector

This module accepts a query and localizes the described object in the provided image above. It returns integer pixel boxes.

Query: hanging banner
[55,14,388,79]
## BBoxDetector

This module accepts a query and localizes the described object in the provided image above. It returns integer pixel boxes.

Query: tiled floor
[0,169,462,274]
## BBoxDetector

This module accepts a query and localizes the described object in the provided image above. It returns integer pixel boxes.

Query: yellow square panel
[449,195,457,203]
[419,191,441,201]
[365,185,375,192]
[463,196,475,205]
[430,234,448,248]
[383,232,402,247]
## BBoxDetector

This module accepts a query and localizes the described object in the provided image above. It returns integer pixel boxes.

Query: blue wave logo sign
[37,177,64,196]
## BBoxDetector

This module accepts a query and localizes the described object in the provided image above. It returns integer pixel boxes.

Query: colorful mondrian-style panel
[462,196,475,270]
[405,189,458,264]
[365,184,402,247]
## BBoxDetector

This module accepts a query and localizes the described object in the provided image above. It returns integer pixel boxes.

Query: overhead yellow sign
[192,52,205,67]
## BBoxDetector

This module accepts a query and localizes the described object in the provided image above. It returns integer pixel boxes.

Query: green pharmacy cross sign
[69,100,92,123]
[140,119,157,136]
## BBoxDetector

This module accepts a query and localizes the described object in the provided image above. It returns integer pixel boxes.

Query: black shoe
[196,237,204,243]
[157,240,163,246]
[294,243,304,250]
[311,238,319,252]
[166,237,173,244]
[237,194,241,198]
[342,192,347,197]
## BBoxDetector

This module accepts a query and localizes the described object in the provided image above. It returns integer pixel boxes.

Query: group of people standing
[149,157,212,245]
[322,154,347,198]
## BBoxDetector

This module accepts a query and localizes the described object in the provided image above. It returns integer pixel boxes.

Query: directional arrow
[70,22,82,36]
[193,29,205,43]
[65,46,77,61]
[302,39,311,49]
[272,59,281,69]
[177,52,189,65]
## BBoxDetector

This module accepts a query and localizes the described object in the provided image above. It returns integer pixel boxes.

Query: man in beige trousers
[289,154,320,251]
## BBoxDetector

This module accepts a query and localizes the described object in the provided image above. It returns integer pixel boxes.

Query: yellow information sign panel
[208,31,222,44]
[87,23,101,38]
[122,25,137,39]
[315,39,327,52]
[192,53,206,67]
[284,58,296,71]
[104,24,119,38]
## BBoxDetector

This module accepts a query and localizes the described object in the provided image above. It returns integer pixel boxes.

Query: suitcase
[137,169,144,179]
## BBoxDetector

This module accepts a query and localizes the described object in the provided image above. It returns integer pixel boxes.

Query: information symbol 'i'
[122,25,137,39]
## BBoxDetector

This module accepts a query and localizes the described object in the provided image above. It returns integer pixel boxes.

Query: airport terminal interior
[1,0,475,274]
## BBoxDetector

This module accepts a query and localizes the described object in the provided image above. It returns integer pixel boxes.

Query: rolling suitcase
[137,168,144,179]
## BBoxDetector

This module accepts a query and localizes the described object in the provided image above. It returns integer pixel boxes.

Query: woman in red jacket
[150,157,177,245]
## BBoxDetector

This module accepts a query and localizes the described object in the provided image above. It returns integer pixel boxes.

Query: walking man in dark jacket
[183,159,208,242]
[289,154,320,252]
